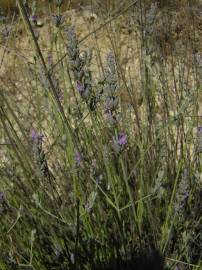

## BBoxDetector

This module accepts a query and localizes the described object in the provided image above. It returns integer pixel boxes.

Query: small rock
[36,20,44,28]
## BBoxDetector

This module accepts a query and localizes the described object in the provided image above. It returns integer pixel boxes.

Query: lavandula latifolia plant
[40,61,63,102]
[31,130,50,179]
[103,52,120,126]
[66,26,93,104]
[145,2,158,37]
[102,52,128,153]
[174,169,190,215]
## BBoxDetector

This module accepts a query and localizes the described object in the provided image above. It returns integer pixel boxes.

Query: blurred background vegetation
[0,0,201,14]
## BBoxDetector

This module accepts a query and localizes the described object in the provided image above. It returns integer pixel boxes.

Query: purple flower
[31,15,37,25]
[2,26,10,38]
[74,151,82,166]
[0,192,5,202]
[183,191,189,198]
[76,81,85,94]
[52,14,64,27]
[107,114,116,125]
[112,132,128,153]
[31,129,44,142]
[104,96,119,111]
[57,90,64,101]
[198,126,202,133]
[106,52,115,67]
[66,25,77,43]
[118,133,127,146]
[47,54,53,67]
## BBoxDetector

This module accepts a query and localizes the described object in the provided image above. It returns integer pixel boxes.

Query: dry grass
[1,1,201,14]
[0,0,17,13]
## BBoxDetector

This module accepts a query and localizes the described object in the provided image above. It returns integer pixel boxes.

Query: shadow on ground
[93,249,165,270]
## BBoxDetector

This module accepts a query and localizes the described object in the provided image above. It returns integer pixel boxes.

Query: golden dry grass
[0,0,15,12]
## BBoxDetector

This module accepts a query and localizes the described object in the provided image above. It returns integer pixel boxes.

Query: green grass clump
[0,0,201,269]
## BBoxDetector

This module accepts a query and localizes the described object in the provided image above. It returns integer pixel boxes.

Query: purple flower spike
[106,52,115,66]
[31,129,44,142]
[118,133,127,146]
[57,90,64,101]
[76,81,84,93]
[47,54,53,67]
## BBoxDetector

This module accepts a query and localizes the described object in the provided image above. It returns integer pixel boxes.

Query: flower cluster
[74,150,82,167]
[1,26,10,38]
[0,191,9,214]
[31,15,38,25]
[198,126,202,153]
[40,63,63,102]
[31,129,44,142]
[145,2,158,35]
[103,52,120,125]
[52,14,64,28]
[31,129,50,178]
[174,169,190,214]
[0,192,5,203]
[66,26,92,101]
[112,132,128,153]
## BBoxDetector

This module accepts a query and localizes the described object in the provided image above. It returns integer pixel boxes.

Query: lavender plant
[0,1,201,270]
[103,52,120,125]
[31,129,50,179]
[174,169,190,214]
[66,26,93,102]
